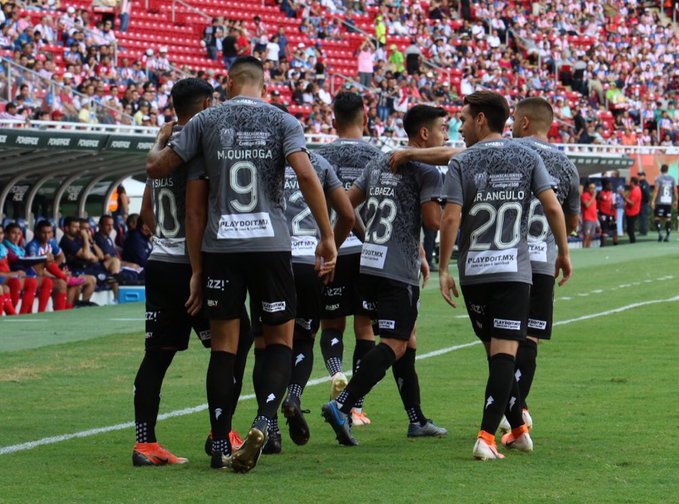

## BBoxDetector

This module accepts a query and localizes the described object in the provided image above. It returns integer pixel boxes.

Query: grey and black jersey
[442,138,554,286]
[169,96,307,253]
[515,137,580,276]
[284,152,343,265]
[148,124,204,264]
[654,174,676,206]
[354,154,442,286]
[316,138,383,255]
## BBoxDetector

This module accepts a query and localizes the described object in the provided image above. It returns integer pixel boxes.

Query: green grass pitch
[1,237,678,503]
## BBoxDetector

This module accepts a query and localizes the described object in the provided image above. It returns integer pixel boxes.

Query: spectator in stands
[357,38,375,89]
[0,101,24,121]
[202,17,222,60]
[404,39,422,76]
[121,214,152,270]
[222,28,239,70]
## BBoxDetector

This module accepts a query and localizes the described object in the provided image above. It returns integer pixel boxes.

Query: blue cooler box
[118,286,146,304]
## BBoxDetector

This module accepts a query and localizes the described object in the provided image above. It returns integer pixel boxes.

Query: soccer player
[26,220,92,310]
[509,97,580,436]
[438,91,571,460]
[580,182,598,248]
[651,164,676,242]
[0,226,19,315]
[147,57,337,473]
[3,223,52,314]
[256,144,354,454]
[321,104,447,446]
[133,77,253,467]
[315,92,383,426]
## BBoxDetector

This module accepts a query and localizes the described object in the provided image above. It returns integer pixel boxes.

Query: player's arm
[650,185,658,209]
[288,151,337,278]
[438,202,461,308]
[347,185,367,242]
[140,185,155,234]
[326,186,355,250]
[389,147,461,172]
[419,242,429,288]
[537,188,572,286]
[185,178,208,316]
[422,200,442,231]
[146,122,183,179]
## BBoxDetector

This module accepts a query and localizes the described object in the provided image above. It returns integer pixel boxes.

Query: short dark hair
[5,222,20,233]
[515,97,553,131]
[35,220,51,231]
[229,56,264,86]
[661,164,669,173]
[403,105,447,138]
[63,216,78,228]
[463,90,509,133]
[171,77,213,118]
[98,214,113,225]
[332,92,364,127]
[630,177,638,185]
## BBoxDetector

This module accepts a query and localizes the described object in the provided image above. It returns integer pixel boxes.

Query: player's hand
[185,272,203,316]
[555,253,572,287]
[12,270,26,278]
[420,258,430,289]
[439,269,459,308]
[315,236,337,284]
[388,150,411,173]
[157,121,175,143]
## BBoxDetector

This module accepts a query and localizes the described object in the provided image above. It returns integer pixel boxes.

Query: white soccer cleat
[499,415,511,434]
[522,408,533,431]
[330,372,348,400]
[501,428,534,453]
[473,437,505,460]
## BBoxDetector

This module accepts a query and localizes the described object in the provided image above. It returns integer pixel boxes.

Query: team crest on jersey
[220,128,236,147]
[474,172,487,189]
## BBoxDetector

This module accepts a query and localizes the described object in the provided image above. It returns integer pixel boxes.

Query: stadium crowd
[0,198,151,315]
[0,1,677,145]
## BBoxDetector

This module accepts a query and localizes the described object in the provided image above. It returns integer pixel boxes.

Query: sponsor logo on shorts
[207,299,219,307]
[362,301,376,311]
[145,311,158,321]
[468,303,485,315]
[527,319,547,330]
[262,301,286,313]
[324,286,344,298]
[207,278,227,291]
[325,303,340,311]
[378,320,396,330]
[493,318,521,331]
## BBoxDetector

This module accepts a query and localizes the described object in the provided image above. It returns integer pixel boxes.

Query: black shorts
[251,262,321,338]
[145,260,210,351]
[460,282,530,342]
[598,214,616,233]
[321,253,365,319]
[359,274,419,341]
[72,262,108,283]
[655,205,672,218]
[527,274,554,340]
[204,251,296,325]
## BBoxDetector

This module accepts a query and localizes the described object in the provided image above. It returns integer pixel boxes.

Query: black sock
[337,343,396,414]
[320,328,344,376]
[257,344,292,419]
[252,347,266,406]
[232,310,254,415]
[515,339,538,409]
[206,351,236,443]
[288,333,314,400]
[392,347,426,425]
[480,353,516,434]
[505,376,524,429]
[353,339,375,409]
[665,221,671,237]
[656,221,662,235]
[134,350,176,443]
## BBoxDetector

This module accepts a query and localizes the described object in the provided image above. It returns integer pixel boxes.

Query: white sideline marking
[2,295,678,456]
[0,319,42,323]
[109,318,145,322]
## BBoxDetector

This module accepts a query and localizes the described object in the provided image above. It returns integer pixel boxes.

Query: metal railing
[0,57,134,124]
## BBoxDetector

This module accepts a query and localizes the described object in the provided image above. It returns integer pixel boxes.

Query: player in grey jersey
[504,97,580,435]
[438,91,572,460]
[321,105,448,446]
[254,139,354,453]
[315,92,382,426]
[147,57,337,473]
[651,164,677,242]
[132,78,252,467]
